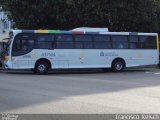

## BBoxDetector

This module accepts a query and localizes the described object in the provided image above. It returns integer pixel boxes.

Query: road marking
[145,72,152,74]
[154,72,160,75]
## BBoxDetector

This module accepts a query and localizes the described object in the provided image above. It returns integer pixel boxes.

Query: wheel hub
[115,62,123,70]
[38,64,46,72]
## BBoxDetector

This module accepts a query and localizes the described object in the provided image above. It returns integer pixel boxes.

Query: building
[0,11,11,56]
[0,11,11,33]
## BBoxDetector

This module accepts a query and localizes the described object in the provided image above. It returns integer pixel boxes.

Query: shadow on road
[1,68,153,75]
[0,67,159,112]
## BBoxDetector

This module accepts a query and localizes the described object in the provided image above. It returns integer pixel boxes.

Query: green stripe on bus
[48,30,61,34]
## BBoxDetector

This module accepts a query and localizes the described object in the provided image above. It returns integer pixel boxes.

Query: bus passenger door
[12,55,30,69]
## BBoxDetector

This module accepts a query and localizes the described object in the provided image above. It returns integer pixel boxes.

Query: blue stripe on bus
[129,32,138,35]
[85,32,99,34]
[61,31,72,34]
[22,30,35,33]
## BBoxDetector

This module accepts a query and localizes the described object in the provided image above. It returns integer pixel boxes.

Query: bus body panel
[3,30,159,71]
[8,49,159,69]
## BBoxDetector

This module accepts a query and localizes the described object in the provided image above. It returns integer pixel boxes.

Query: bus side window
[55,35,73,49]
[112,35,128,49]
[83,36,93,49]
[139,36,157,49]
[37,34,53,49]
[75,35,93,49]
[75,35,84,49]
[129,36,139,49]
[94,35,111,49]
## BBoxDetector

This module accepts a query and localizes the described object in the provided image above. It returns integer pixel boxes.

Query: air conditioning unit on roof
[72,27,109,33]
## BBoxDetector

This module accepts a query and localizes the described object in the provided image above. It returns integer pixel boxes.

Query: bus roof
[10,30,158,36]
[71,27,109,32]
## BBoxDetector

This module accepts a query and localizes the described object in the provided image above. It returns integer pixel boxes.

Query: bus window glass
[75,35,93,49]
[139,36,157,49]
[28,40,35,50]
[94,35,111,49]
[56,35,73,49]
[129,36,139,49]
[12,34,35,56]
[37,34,53,49]
[112,35,128,49]
[74,35,84,49]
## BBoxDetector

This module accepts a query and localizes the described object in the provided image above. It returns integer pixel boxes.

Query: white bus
[2,29,159,74]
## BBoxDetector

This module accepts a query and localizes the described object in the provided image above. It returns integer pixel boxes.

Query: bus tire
[35,61,49,74]
[112,59,125,72]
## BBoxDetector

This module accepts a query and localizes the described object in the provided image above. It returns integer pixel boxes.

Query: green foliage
[0,0,160,32]
[108,0,159,32]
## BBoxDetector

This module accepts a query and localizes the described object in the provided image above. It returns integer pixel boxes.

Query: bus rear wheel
[35,61,49,74]
[112,59,125,72]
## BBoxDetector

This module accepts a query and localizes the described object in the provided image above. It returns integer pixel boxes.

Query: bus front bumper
[3,60,12,69]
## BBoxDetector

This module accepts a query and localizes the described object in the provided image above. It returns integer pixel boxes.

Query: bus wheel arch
[34,58,51,74]
[111,58,126,72]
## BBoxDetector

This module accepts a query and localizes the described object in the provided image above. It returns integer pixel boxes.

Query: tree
[108,0,159,32]
[0,0,160,32]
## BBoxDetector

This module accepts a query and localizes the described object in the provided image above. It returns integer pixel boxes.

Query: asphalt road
[0,68,160,113]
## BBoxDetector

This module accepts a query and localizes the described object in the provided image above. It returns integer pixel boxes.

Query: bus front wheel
[112,59,125,72]
[35,61,49,74]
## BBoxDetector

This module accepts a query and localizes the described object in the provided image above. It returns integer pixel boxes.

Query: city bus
[2,29,159,74]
